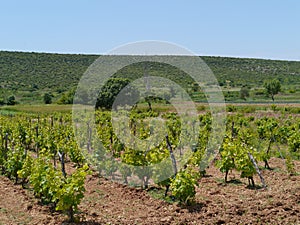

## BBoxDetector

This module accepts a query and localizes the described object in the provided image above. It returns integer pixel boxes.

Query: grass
[1,101,300,116]
[0,104,73,114]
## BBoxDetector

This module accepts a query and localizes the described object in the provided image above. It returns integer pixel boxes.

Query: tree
[240,86,250,101]
[96,78,139,110]
[43,93,52,104]
[7,95,16,105]
[264,79,281,101]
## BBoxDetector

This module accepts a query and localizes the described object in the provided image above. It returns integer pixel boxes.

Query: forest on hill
[1,50,300,104]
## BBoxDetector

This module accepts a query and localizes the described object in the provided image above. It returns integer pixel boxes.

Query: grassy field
[2,102,300,115]
[0,104,73,114]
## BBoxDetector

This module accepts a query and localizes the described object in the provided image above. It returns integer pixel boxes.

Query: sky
[0,0,299,61]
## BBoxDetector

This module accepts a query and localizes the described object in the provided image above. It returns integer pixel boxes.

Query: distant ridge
[0,50,300,104]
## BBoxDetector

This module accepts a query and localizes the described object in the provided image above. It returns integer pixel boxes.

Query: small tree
[264,79,281,101]
[240,86,250,101]
[43,93,52,104]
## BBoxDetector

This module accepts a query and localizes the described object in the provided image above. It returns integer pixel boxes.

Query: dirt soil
[0,157,300,225]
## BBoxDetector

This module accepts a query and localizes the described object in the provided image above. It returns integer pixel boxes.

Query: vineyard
[0,109,300,224]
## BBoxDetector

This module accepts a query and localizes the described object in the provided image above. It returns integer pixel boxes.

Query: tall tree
[264,79,281,101]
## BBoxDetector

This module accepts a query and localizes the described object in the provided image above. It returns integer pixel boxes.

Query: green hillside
[204,56,300,86]
[1,51,300,104]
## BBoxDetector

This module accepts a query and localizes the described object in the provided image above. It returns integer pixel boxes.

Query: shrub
[7,95,16,105]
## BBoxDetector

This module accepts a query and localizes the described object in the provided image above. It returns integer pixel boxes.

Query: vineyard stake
[247,152,267,189]
[166,135,177,175]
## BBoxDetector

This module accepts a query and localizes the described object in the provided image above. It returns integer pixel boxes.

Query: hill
[1,51,300,104]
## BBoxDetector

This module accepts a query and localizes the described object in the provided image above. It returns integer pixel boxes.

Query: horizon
[1,49,299,63]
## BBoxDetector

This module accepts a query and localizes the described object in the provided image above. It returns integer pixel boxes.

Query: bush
[7,95,16,105]
[43,93,52,104]
[227,105,237,112]
[57,88,75,104]
[240,86,250,100]
[0,98,5,105]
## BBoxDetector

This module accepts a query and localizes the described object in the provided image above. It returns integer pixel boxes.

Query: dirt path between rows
[0,157,300,224]
[0,175,59,225]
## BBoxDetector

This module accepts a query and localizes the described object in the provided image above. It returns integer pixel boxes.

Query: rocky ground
[0,157,299,225]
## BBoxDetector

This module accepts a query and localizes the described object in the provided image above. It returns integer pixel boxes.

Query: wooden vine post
[86,121,92,153]
[4,133,8,160]
[247,152,267,189]
[166,135,177,175]
[58,151,67,178]
[164,135,178,197]
[35,125,39,157]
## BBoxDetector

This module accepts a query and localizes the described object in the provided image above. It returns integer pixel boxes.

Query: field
[0,158,299,224]
[1,50,300,225]
[0,104,300,224]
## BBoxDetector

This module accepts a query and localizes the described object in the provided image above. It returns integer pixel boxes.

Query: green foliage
[0,113,87,221]
[170,169,199,204]
[0,98,5,105]
[17,155,33,182]
[68,140,85,166]
[4,146,26,182]
[29,157,61,203]
[57,88,75,104]
[95,78,137,109]
[217,136,258,184]
[20,154,88,221]
[54,164,89,222]
[287,129,300,163]
[224,91,240,101]
[1,106,300,218]
[217,116,264,184]
[216,138,237,177]
[236,145,257,180]
[2,51,300,104]
[240,86,250,100]
[288,130,300,153]
[7,95,16,105]
[0,51,96,94]
[285,154,296,175]
[264,79,281,101]
[205,56,300,87]
[43,93,52,104]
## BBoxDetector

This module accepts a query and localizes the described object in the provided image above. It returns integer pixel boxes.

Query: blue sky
[0,0,299,60]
